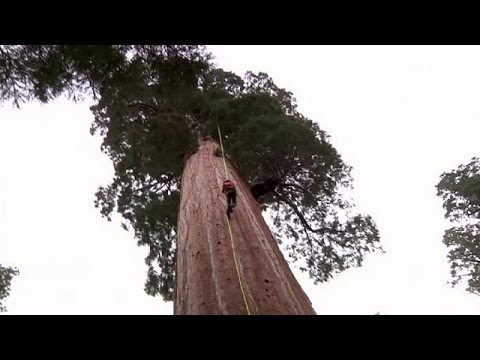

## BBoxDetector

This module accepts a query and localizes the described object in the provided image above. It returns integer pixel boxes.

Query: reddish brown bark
[174,139,316,315]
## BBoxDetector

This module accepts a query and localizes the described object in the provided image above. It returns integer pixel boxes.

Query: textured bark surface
[174,139,316,315]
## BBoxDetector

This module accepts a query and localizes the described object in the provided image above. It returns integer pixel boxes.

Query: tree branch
[280,182,308,195]
[462,252,480,265]
[132,177,173,195]
[263,160,279,179]
[272,190,333,235]
[280,181,331,208]
[282,155,298,177]
[127,102,158,115]
[468,207,480,216]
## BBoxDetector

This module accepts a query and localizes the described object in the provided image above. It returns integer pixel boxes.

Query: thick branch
[272,190,334,235]
[251,178,280,200]
[127,102,158,115]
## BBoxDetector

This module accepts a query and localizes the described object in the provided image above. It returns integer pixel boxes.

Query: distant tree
[0,265,19,312]
[437,157,480,295]
[0,45,383,314]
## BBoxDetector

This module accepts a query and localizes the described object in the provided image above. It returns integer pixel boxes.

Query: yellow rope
[216,122,229,181]
[225,214,252,315]
[217,121,252,315]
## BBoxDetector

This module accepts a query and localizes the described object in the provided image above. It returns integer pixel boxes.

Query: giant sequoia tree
[437,157,480,295]
[0,45,382,314]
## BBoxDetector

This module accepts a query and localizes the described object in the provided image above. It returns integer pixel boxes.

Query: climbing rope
[216,121,252,315]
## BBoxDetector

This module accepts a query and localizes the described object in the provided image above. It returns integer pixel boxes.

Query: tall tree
[0,45,382,314]
[176,140,315,314]
[437,157,480,295]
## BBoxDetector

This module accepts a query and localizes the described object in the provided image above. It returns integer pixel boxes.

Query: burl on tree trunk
[174,139,316,315]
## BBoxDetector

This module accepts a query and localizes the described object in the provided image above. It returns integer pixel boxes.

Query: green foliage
[0,45,129,105]
[90,46,209,299]
[0,265,19,312]
[0,46,383,301]
[437,157,480,294]
[0,45,210,106]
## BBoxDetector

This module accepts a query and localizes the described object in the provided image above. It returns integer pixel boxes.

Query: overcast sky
[1,45,480,314]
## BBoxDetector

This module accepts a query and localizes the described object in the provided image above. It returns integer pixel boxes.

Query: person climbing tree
[222,179,237,218]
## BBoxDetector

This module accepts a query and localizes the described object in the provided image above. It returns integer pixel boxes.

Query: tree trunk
[174,139,316,315]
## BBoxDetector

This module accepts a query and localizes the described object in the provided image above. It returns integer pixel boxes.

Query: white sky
[2,45,480,314]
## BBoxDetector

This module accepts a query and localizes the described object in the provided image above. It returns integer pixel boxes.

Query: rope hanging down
[216,121,252,315]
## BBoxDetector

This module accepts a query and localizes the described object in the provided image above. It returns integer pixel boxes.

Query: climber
[222,179,237,218]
